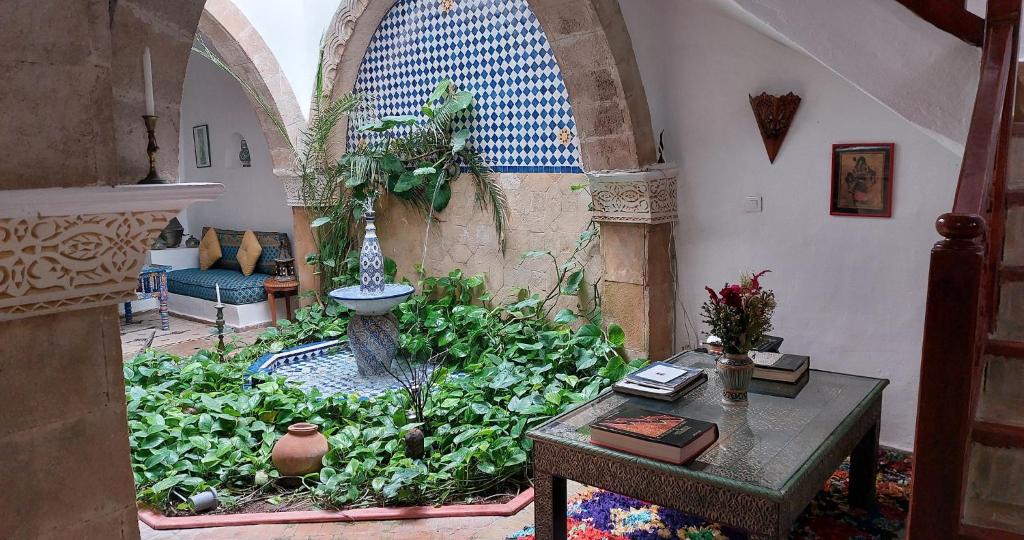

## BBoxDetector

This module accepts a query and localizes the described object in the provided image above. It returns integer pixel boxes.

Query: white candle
[143,47,155,116]
[215,283,221,305]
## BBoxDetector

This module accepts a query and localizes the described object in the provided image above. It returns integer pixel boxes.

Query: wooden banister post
[907,213,987,539]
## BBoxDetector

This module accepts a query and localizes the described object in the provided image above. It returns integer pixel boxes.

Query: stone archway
[108,0,304,183]
[314,0,676,360]
[198,0,306,172]
[320,0,656,172]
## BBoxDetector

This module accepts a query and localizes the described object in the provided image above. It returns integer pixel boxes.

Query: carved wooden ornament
[749,92,801,163]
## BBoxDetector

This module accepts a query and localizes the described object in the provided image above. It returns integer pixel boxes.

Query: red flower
[719,284,743,308]
[705,286,720,304]
[749,269,771,291]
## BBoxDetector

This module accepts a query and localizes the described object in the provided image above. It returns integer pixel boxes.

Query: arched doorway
[313,0,675,359]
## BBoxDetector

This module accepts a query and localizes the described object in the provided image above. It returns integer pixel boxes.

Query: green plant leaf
[310,216,331,228]
[413,167,437,176]
[428,79,453,103]
[451,129,471,153]
[392,172,421,193]
[561,270,584,295]
[431,180,452,212]
[554,309,578,324]
[451,91,473,111]
[607,324,626,347]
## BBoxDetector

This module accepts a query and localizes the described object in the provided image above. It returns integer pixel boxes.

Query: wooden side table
[264,278,299,324]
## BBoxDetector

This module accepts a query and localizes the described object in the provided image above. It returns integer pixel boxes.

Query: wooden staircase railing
[907,2,1022,539]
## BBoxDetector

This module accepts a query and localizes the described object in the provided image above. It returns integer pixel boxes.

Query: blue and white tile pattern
[349,0,581,173]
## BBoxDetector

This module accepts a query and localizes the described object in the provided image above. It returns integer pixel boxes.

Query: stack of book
[589,404,719,464]
[749,350,810,397]
[613,361,707,401]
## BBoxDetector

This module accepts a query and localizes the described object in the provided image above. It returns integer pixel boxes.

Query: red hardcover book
[589,404,719,464]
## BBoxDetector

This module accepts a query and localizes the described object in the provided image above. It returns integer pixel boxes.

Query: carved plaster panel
[276,171,304,207]
[0,183,223,320]
[587,164,678,224]
[321,0,369,100]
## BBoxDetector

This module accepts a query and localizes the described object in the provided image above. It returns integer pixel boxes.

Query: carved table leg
[267,291,278,324]
[534,469,566,540]
[849,418,880,509]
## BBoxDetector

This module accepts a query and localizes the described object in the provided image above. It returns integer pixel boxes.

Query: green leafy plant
[127,267,641,513]
[305,78,510,296]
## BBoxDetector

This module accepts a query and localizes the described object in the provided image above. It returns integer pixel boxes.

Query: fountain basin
[328,283,414,316]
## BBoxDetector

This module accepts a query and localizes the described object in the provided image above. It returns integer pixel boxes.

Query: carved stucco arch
[319,0,657,172]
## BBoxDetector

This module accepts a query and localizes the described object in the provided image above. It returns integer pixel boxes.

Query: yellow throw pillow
[237,230,263,276]
[198,228,222,270]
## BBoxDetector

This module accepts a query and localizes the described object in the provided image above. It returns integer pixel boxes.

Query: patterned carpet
[508,450,911,540]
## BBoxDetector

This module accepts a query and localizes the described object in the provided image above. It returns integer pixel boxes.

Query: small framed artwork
[193,124,211,168]
[830,143,894,217]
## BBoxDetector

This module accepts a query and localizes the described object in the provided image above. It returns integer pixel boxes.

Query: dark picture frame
[830,143,894,217]
[193,124,212,168]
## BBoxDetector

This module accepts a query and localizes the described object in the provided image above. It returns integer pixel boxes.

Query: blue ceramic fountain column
[329,211,414,376]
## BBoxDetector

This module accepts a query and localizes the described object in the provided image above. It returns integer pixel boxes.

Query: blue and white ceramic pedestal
[328,210,414,377]
[347,313,399,376]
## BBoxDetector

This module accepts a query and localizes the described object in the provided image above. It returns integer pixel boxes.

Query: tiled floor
[120,310,267,360]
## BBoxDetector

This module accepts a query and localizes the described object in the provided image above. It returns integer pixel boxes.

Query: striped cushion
[167,268,270,305]
[202,228,290,276]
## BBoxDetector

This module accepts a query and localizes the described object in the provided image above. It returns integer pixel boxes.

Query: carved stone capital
[275,169,304,207]
[0,183,223,320]
[587,164,678,224]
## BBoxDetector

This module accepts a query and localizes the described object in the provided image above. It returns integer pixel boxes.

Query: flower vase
[359,211,385,293]
[716,352,754,405]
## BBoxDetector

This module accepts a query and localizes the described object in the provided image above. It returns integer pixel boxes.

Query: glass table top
[528,351,887,494]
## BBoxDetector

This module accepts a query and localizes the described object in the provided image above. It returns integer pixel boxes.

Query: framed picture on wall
[830,143,894,217]
[193,124,211,168]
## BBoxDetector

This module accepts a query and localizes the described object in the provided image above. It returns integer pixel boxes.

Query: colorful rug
[507,449,911,540]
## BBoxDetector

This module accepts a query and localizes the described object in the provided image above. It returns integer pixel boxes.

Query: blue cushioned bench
[166,268,270,305]
[166,228,291,306]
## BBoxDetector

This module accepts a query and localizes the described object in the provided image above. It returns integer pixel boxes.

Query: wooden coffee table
[527,351,887,539]
[264,278,299,324]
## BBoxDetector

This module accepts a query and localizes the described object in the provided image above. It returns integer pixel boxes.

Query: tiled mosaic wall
[349,0,581,173]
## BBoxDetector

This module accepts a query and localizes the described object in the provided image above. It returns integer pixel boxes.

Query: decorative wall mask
[749,92,801,163]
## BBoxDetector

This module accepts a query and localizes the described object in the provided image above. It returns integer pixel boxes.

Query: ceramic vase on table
[271,422,329,477]
[717,352,754,405]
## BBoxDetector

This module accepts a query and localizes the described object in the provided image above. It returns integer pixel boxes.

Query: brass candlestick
[215,302,226,352]
[138,115,169,184]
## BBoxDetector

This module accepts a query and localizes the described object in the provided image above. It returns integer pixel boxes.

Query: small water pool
[247,340,402,398]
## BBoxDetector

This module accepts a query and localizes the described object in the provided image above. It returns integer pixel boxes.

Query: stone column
[0,183,222,540]
[280,172,320,303]
[588,164,677,360]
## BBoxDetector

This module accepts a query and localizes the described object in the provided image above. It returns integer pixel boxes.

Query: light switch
[744,196,762,213]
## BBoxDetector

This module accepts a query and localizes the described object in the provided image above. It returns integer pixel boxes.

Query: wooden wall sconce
[749,92,801,163]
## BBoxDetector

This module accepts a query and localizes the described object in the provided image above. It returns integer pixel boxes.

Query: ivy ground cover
[126,271,642,514]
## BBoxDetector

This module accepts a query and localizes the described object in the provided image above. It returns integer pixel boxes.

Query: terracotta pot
[716,352,754,405]
[271,423,329,477]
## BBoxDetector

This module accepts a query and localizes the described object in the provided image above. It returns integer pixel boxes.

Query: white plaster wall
[621,0,964,451]
[710,0,979,155]
[230,0,344,117]
[178,51,294,240]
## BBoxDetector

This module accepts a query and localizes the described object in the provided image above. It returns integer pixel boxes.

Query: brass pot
[271,422,329,477]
